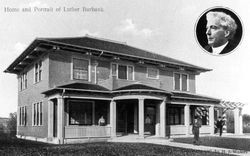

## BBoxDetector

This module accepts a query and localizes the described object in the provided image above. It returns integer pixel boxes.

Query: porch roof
[171,91,221,103]
[42,82,110,96]
[113,83,172,95]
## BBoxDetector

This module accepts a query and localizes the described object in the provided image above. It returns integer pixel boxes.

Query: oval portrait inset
[195,7,243,56]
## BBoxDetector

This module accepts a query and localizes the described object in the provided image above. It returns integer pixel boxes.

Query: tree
[7,112,17,136]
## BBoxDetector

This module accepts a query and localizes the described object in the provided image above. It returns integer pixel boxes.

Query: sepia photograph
[0,0,250,155]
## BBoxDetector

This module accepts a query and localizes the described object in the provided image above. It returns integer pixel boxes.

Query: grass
[173,136,250,151]
[0,135,234,156]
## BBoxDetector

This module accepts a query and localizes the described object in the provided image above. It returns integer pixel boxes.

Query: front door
[116,100,137,134]
[145,106,156,135]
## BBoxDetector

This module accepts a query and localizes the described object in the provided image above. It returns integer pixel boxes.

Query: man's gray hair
[206,11,237,40]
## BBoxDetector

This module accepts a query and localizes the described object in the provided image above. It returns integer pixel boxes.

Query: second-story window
[118,65,127,79]
[73,58,89,81]
[20,72,27,90]
[147,68,159,79]
[34,60,42,83]
[112,63,134,80]
[174,73,188,91]
[111,63,117,77]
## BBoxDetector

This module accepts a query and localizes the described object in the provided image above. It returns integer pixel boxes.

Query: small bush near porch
[0,135,232,156]
[173,136,250,151]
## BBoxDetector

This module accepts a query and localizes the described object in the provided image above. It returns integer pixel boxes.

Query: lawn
[173,136,250,152]
[0,135,234,156]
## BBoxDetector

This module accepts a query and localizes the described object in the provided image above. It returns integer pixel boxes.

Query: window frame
[173,72,189,91]
[34,60,42,84]
[20,72,27,91]
[167,106,184,125]
[32,102,43,126]
[71,57,91,81]
[146,67,159,79]
[19,106,27,126]
[110,63,134,81]
[68,100,95,126]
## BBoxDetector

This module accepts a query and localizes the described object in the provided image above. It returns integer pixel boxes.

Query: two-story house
[5,36,223,144]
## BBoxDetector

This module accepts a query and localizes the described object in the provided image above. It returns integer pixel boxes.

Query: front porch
[43,83,244,144]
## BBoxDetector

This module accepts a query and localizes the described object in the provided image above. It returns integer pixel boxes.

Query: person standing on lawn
[216,116,224,136]
[192,115,202,145]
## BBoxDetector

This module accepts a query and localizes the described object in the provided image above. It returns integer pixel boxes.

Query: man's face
[206,18,229,47]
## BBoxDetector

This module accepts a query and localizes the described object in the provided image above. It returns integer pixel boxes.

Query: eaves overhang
[37,38,211,73]
[5,36,212,75]
[4,39,54,74]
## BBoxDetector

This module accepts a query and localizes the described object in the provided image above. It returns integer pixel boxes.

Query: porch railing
[64,126,111,139]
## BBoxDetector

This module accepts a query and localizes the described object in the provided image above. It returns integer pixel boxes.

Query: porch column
[209,105,214,135]
[184,104,190,135]
[234,107,242,134]
[110,100,116,137]
[57,97,64,144]
[134,104,138,133]
[234,107,239,134]
[48,100,54,138]
[138,98,144,138]
[239,108,243,134]
[155,104,160,137]
[160,99,166,137]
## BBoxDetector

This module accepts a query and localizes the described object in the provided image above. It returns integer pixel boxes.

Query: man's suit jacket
[204,41,236,55]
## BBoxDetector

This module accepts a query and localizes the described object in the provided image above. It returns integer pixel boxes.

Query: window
[111,63,134,80]
[73,58,89,80]
[118,65,127,79]
[20,72,27,90]
[127,66,133,80]
[174,73,188,91]
[168,106,184,125]
[33,102,42,126]
[34,60,42,83]
[182,74,187,91]
[19,106,27,126]
[111,63,117,77]
[147,68,159,79]
[69,100,93,125]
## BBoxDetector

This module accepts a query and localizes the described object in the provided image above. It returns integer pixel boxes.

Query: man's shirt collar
[212,42,229,55]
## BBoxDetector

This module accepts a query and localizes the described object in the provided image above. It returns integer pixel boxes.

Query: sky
[0,0,250,117]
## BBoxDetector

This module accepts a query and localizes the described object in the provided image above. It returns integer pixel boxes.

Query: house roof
[5,36,211,74]
[171,91,221,103]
